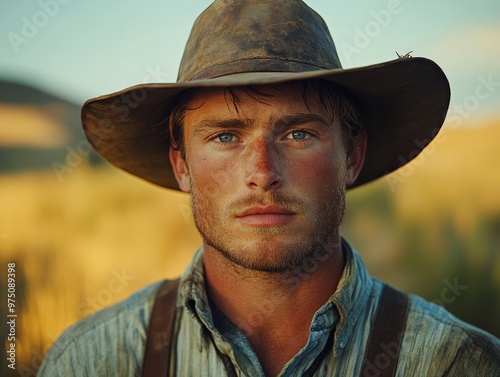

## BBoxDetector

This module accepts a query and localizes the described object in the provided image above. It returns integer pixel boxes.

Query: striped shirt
[38,241,500,376]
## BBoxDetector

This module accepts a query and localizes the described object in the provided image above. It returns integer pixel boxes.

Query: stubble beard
[190,174,346,274]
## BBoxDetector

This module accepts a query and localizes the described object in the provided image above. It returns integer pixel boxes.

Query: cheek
[188,152,235,192]
[289,151,345,188]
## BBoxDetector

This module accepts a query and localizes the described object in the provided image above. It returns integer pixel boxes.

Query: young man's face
[170,83,365,272]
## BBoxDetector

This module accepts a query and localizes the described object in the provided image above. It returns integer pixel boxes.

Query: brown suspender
[141,279,180,377]
[360,285,409,377]
[141,281,409,377]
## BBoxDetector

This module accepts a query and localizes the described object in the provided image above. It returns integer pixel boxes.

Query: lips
[236,205,296,226]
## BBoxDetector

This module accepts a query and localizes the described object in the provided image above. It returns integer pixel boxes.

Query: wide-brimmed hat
[81,0,450,190]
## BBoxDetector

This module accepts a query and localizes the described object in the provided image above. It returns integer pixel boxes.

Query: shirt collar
[178,247,220,334]
[329,238,373,357]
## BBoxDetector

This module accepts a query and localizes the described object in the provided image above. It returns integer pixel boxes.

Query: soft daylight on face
[170,83,365,273]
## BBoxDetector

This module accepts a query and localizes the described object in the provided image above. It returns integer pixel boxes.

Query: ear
[169,147,191,192]
[345,132,367,187]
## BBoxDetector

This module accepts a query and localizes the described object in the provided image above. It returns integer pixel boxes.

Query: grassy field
[1,122,499,375]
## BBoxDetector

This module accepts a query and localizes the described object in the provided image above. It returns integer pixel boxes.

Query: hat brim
[81,57,450,190]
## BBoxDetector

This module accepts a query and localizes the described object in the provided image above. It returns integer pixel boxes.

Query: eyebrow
[193,118,252,135]
[192,113,330,135]
[273,113,330,129]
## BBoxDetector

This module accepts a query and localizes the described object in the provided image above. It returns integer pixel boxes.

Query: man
[39,0,499,376]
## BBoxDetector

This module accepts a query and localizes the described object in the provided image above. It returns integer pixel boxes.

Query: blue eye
[289,130,308,140]
[217,133,234,143]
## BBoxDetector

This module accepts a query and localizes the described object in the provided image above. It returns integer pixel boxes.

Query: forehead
[184,82,329,120]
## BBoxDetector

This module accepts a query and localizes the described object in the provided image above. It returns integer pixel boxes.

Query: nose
[244,138,283,191]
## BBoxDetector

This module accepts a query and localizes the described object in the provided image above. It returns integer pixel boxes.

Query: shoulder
[401,292,500,375]
[37,281,164,377]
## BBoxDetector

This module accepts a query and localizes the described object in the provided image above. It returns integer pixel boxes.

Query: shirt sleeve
[438,328,500,377]
[400,294,500,376]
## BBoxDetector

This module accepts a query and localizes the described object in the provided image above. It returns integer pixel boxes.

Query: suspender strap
[360,284,409,377]
[141,279,237,377]
[141,279,180,377]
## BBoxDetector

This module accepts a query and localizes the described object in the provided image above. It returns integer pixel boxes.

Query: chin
[212,238,317,273]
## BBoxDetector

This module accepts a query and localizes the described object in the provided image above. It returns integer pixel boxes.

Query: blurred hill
[0,79,103,172]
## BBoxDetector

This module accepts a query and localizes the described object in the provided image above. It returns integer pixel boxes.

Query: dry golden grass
[0,164,201,374]
[391,122,500,226]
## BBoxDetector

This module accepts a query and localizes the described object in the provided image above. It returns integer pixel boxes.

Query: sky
[0,0,499,126]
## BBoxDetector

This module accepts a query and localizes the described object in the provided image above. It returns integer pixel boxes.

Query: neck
[203,234,345,376]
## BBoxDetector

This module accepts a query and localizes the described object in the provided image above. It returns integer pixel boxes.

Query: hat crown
[178,0,342,82]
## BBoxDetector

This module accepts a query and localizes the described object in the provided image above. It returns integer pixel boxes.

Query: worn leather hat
[81,0,450,190]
